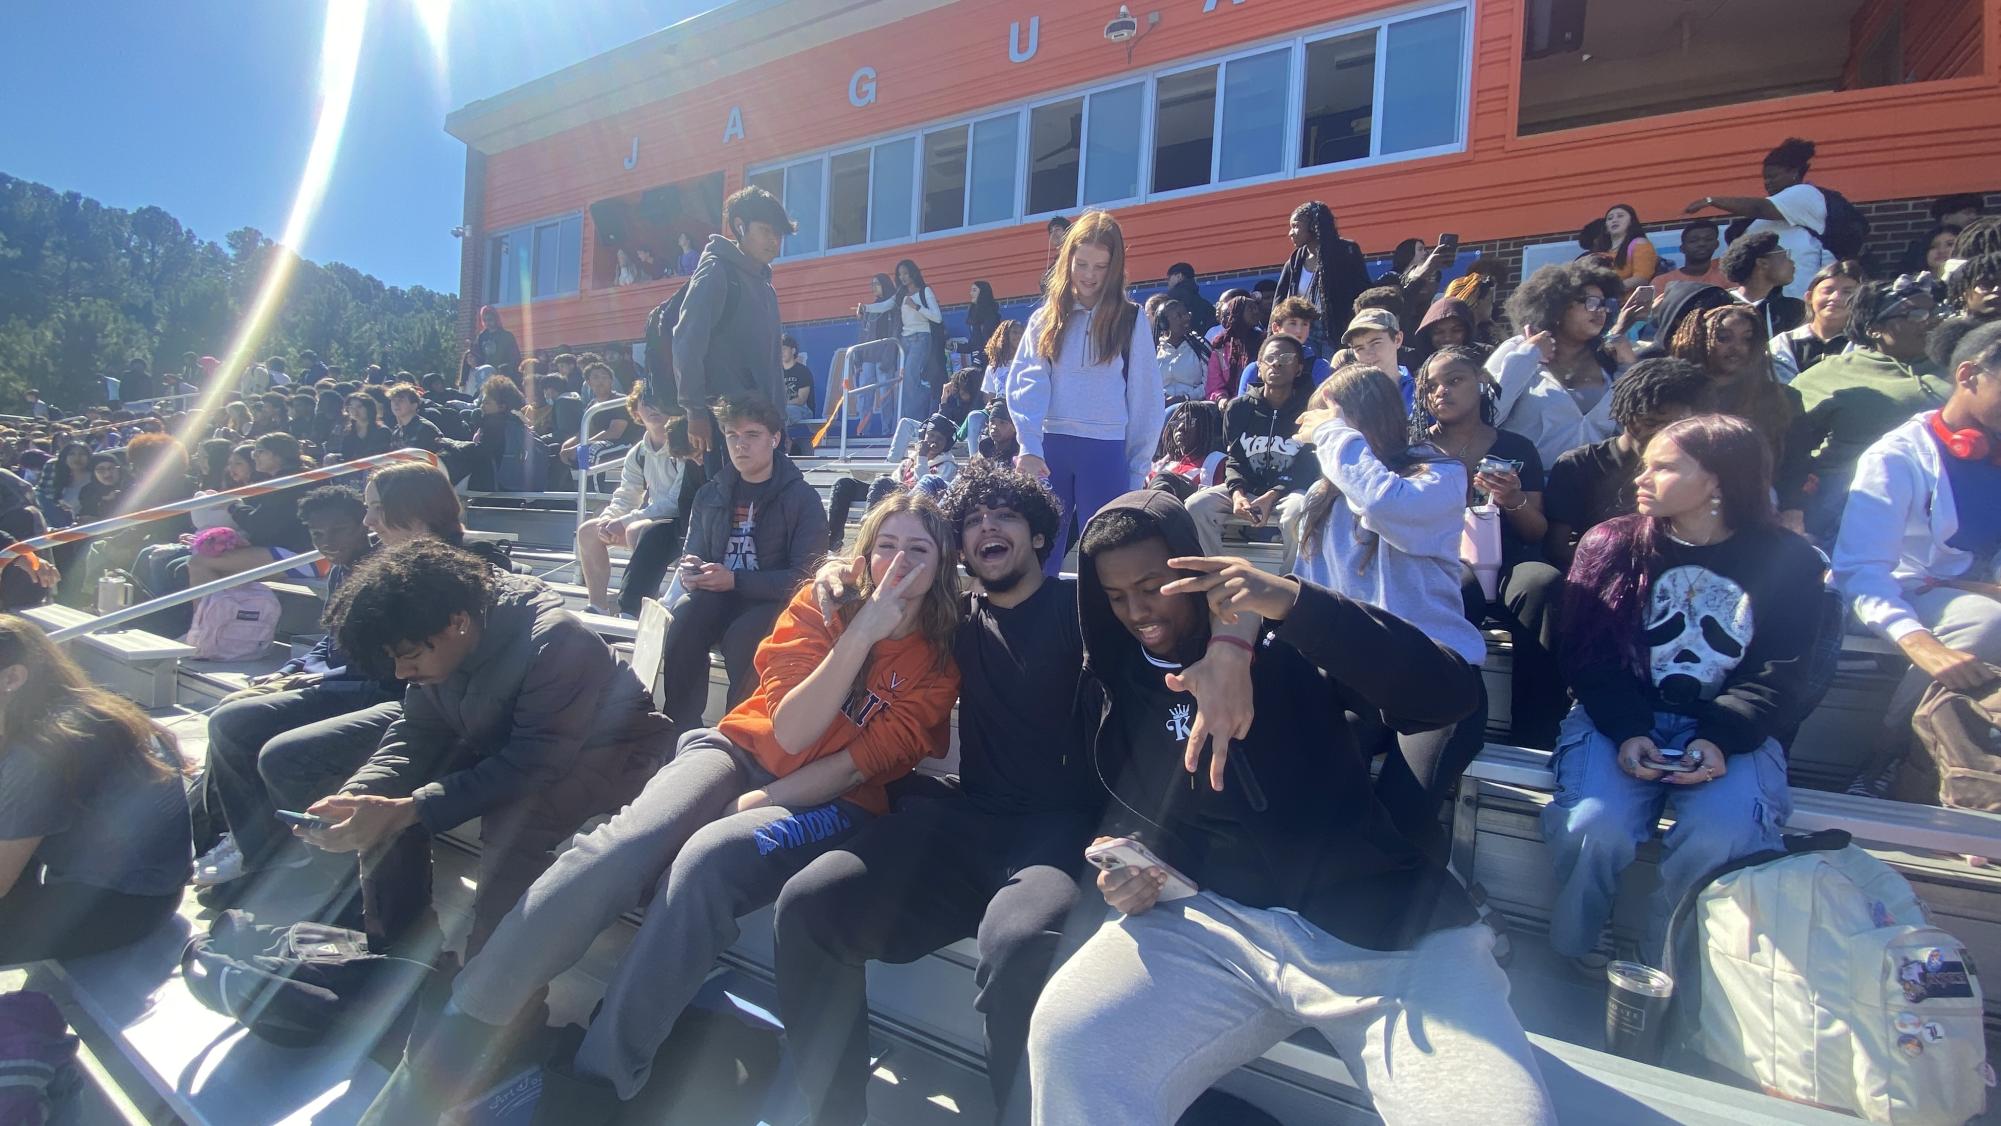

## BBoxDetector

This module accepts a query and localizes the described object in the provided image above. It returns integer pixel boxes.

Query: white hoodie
[1832,413,1991,642]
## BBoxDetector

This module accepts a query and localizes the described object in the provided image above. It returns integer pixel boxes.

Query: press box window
[484,213,581,304]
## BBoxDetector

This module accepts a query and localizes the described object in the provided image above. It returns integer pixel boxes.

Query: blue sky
[0,0,718,296]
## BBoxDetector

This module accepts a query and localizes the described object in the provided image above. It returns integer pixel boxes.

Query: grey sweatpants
[1027,893,1555,1126]
[450,728,869,1099]
[1889,584,2001,718]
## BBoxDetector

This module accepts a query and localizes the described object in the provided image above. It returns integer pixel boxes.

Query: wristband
[1501,495,1528,512]
[1209,635,1256,658]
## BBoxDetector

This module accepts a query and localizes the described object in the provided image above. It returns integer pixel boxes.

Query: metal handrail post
[838,349,852,463]
[577,397,628,534]
[48,549,326,642]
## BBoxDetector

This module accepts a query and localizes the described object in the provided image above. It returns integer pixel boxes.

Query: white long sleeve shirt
[863,287,943,337]
[1832,414,1988,643]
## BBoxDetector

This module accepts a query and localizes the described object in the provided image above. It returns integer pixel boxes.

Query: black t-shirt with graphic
[1568,522,1826,754]
[723,475,774,571]
[783,361,815,412]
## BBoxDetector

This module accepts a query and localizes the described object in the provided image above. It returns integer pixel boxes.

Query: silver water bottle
[96,569,134,614]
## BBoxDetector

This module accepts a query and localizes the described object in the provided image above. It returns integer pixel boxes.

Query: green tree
[0,174,460,410]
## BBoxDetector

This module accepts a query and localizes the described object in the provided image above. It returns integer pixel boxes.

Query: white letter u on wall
[1009,17,1039,63]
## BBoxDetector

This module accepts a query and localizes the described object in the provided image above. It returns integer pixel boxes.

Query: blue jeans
[1541,706,1790,962]
[899,332,935,422]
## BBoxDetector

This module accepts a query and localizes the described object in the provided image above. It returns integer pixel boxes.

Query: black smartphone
[275,809,332,830]
[1437,232,1460,252]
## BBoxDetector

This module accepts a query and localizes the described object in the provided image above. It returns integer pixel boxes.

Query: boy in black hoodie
[655,396,829,735]
[1184,334,1318,563]
[1026,492,1554,1126]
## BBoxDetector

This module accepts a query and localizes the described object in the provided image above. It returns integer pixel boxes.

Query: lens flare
[171,0,368,457]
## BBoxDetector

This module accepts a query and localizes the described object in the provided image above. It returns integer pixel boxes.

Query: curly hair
[939,460,1063,563]
[1668,305,1796,443]
[1948,251,2001,316]
[1721,231,1782,286]
[1607,358,1708,432]
[1505,261,1624,337]
[297,484,364,524]
[329,539,492,679]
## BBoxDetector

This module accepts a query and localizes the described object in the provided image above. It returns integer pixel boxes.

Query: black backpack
[641,266,740,418]
[181,910,432,1048]
[1809,187,1871,261]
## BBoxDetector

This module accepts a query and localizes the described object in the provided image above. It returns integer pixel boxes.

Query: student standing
[1008,210,1163,571]
[1274,201,1371,359]
[667,187,795,461]
[860,259,944,422]
[1685,137,1833,299]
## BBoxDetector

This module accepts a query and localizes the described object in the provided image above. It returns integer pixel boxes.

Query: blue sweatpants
[1041,433,1129,574]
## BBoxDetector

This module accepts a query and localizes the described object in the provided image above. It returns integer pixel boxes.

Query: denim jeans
[1541,706,1791,961]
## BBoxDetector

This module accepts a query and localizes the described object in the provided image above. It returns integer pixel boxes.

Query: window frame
[483,210,584,305]
[743,1,1471,262]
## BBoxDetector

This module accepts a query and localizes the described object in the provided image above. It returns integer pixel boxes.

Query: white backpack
[1668,832,1988,1123]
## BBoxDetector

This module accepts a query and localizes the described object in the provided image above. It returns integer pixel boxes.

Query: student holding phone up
[1027,492,1554,1126]
[1545,414,1823,974]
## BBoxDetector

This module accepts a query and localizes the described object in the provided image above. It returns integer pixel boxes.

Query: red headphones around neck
[1928,410,2000,463]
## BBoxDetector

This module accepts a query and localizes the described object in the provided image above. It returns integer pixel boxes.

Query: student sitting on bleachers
[574,382,702,618]
[826,414,960,544]
[1187,335,1317,569]
[195,486,400,897]
[362,493,960,1122]
[1833,319,2001,718]
[298,541,672,957]
[1026,495,1555,1126]
[655,395,830,735]
[1541,358,1707,570]
[0,614,191,964]
[1548,414,1826,972]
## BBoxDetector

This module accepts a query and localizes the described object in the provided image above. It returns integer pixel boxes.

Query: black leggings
[1348,656,1489,857]
[0,877,180,966]
[616,517,687,617]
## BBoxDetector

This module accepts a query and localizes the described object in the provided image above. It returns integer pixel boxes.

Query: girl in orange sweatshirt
[366,492,960,1121]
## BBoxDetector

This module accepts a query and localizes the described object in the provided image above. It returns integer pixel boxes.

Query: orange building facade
[446,0,1999,360]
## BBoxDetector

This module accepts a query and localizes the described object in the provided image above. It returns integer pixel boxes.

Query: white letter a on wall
[723,105,746,144]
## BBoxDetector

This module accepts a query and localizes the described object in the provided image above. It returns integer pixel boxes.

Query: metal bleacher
[20,444,1999,1126]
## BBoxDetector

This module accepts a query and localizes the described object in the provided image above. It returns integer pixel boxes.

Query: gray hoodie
[344,573,671,832]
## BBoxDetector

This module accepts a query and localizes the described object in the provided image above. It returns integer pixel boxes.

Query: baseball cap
[1342,308,1401,343]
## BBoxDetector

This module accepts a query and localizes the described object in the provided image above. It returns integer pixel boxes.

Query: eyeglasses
[1575,295,1618,312]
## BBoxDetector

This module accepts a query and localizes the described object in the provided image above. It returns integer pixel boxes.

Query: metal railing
[824,338,908,462]
[0,447,440,644]
[575,396,632,532]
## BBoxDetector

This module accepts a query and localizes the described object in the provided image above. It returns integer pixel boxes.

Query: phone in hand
[1475,455,1524,478]
[1085,838,1199,901]
[1643,753,1701,774]
[1437,232,1460,252]
[275,809,333,830]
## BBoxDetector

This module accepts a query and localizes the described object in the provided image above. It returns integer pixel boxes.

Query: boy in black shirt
[1543,358,1706,568]
[1026,492,1554,1126]
[1185,334,1318,564]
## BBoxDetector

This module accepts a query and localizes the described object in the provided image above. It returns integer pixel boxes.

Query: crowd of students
[1,142,1998,1125]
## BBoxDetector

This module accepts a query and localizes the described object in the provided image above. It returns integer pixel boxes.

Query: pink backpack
[184,584,282,661]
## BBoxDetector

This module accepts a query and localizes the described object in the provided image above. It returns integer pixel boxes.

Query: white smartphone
[1085,837,1199,901]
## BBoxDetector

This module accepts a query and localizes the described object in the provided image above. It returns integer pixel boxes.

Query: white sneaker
[192,834,247,888]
